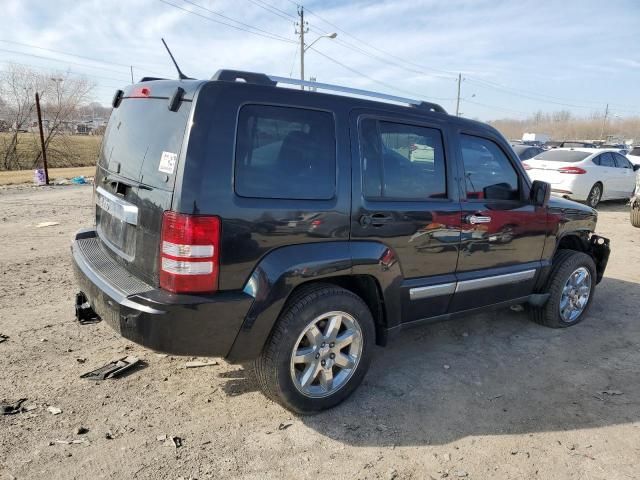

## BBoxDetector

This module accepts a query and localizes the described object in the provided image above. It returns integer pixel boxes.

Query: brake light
[558,166,587,174]
[130,86,151,98]
[160,211,220,293]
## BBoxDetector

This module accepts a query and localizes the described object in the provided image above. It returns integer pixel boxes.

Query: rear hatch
[95,80,203,286]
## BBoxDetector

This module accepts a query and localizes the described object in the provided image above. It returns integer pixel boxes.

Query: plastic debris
[70,176,87,184]
[80,356,140,381]
[47,406,62,415]
[1,398,26,415]
[36,221,60,228]
[184,360,218,369]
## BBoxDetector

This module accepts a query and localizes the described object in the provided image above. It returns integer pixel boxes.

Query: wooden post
[35,92,49,185]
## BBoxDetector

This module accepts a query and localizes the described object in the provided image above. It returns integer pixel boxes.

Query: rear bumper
[71,229,253,357]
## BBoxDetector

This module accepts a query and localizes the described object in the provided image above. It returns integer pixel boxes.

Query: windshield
[533,150,591,162]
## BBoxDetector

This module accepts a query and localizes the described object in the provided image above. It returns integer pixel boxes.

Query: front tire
[530,249,597,328]
[253,284,375,414]
[631,199,640,227]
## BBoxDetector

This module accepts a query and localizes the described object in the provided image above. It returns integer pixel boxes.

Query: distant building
[522,132,551,143]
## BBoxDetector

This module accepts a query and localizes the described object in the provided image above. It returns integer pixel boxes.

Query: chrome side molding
[410,269,536,299]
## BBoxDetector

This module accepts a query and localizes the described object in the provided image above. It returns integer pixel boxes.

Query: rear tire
[586,183,602,208]
[253,283,375,414]
[631,200,640,228]
[530,249,597,328]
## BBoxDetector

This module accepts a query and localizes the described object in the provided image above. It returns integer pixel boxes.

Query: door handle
[464,214,492,224]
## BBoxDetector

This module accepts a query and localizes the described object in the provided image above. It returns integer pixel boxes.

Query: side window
[598,153,615,167]
[359,118,446,200]
[613,153,631,168]
[235,105,336,200]
[460,135,519,201]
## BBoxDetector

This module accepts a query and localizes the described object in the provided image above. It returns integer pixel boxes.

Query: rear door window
[359,118,447,200]
[598,153,615,167]
[460,135,519,201]
[235,105,336,200]
[613,153,632,169]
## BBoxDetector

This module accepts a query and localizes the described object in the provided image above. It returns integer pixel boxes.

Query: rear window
[99,97,192,190]
[534,150,591,162]
[630,147,640,156]
[235,105,336,200]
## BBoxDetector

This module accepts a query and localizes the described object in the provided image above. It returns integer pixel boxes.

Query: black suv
[72,71,610,413]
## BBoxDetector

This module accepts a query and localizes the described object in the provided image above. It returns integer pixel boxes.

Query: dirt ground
[0,185,638,480]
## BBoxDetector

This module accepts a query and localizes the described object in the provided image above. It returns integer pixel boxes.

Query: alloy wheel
[559,267,591,323]
[290,311,363,398]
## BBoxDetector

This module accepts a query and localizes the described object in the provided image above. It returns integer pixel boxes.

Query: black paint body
[71,76,609,361]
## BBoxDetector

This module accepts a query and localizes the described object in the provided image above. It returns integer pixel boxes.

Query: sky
[1,0,640,120]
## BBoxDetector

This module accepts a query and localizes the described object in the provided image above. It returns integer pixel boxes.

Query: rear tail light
[522,162,532,170]
[558,166,587,174]
[160,211,220,293]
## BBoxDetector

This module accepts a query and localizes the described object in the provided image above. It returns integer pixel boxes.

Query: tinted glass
[99,97,192,190]
[630,147,640,156]
[460,135,519,201]
[360,119,446,200]
[534,150,591,162]
[235,105,336,199]
[598,152,615,167]
[512,145,529,157]
[613,153,632,168]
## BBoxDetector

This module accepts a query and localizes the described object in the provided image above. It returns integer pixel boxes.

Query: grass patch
[0,132,102,171]
[0,166,96,186]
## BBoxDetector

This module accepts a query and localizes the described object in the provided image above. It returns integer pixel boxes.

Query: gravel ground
[0,185,638,480]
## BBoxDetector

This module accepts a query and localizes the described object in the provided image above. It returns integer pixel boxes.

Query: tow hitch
[75,292,101,325]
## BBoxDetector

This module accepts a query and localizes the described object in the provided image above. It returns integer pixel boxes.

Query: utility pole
[600,103,609,140]
[455,73,462,116]
[35,92,49,185]
[296,5,308,89]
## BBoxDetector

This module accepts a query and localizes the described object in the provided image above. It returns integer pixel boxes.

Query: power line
[0,47,132,78]
[0,60,124,90]
[158,0,296,44]
[0,49,132,83]
[0,39,167,74]
[180,0,295,42]
[308,46,453,103]
[245,0,296,21]
[295,3,640,114]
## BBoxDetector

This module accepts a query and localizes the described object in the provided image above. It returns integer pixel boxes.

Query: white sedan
[627,146,640,166]
[524,148,638,208]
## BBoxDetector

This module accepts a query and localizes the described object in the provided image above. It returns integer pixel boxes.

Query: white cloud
[1,0,639,118]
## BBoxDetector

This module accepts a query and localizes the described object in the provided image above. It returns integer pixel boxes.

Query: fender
[226,241,403,363]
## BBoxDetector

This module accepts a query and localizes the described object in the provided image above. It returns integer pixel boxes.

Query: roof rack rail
[211,69,276,86]
[268,75,446,113]
[209,69,446,113]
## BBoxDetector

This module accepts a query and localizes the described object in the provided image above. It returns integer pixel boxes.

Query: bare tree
[0,64,95,170]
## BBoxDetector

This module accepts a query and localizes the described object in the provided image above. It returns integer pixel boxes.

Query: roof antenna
[161,38,190,80]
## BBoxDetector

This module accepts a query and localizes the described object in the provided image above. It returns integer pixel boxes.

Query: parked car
[511,144,544,161]
[71,70,610,413]
[627,146,640,166]
[524,148,638,207]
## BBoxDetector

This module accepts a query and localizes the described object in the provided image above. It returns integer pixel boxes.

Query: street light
[300,32,337,89]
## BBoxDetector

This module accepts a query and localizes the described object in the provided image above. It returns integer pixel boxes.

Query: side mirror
[633,164,640,172]
[530,180,551,207]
